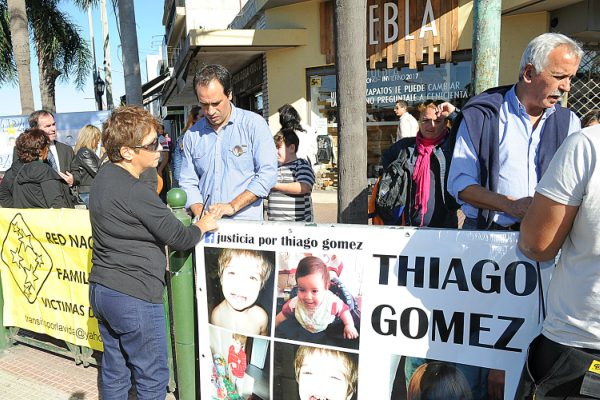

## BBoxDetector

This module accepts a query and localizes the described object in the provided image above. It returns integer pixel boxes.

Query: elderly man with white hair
[447,32,583,399]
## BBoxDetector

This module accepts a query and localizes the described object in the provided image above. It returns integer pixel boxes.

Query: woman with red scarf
[380,101,460,228]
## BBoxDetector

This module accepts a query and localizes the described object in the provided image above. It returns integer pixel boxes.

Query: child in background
[228,333,247,393]
[275,256,358,339]
[294,345,358,400]
[267,129,315,222]
[211,249,273,335]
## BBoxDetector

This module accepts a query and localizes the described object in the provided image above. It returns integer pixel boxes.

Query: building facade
[160,0,600,181]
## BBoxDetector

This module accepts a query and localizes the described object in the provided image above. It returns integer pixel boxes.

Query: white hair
[519,33,583,78]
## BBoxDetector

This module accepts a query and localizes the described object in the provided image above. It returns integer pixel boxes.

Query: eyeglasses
[132,137,160,152]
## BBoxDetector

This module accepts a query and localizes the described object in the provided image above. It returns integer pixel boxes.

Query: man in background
[29,110,75,187]
[394,100,419,142]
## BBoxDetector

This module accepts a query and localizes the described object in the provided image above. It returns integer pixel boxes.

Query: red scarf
[412,130,447,226]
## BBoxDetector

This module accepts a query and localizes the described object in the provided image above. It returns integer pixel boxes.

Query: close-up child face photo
[221,255,263,311]
[296,272,328,310]
[297,351,353,400]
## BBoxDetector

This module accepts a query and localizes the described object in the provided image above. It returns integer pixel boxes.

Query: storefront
[307,57,472,178]
[232,56,267,116]
[163,0,594,186]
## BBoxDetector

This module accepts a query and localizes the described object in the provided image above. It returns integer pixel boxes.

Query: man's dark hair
[28,110,54,128]
[274,128,300,153]
[193,64,232,96]
[278,104,305,132]
[395,100,408,109]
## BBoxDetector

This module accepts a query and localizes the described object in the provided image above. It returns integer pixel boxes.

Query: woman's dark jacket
[72,147,100,193]
[381,135,459,228]
[13,161,74,209]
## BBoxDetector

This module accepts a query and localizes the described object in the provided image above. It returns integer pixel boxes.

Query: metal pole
[472,0,502,95]
[87,6,101,111]
[0,274,11,350]
[167,188,197,400]
[100,0,114,109]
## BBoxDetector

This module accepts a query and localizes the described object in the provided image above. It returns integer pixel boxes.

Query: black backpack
[375,147,412,225]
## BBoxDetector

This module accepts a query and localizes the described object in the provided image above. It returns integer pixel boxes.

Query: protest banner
[0,110,110,171]
[196,221,551,400]
[0,208,102,351]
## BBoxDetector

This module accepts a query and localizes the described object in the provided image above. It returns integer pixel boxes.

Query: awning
[162,28,307,106]
[142,70,172,105]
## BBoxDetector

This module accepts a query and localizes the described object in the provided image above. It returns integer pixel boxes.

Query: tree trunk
[117,0,142,105]
[334,0,367,224]
[7,0,34,115]
[37,52,59,113]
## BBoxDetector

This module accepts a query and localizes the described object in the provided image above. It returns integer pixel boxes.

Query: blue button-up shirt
[179,104,277,221]
[448,85,581,227]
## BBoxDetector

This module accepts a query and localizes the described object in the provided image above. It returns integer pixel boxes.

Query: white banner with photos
[195,221,552,400]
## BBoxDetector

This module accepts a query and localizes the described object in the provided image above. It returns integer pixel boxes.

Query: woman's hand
[195,212,218,234]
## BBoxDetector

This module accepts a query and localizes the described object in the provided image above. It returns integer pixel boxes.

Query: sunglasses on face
[132,137,160,152]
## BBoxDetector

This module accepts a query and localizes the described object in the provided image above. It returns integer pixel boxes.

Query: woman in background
[9,129,73,208]
[278,104,318,167]
[171,105,202,187]
[72,124,101,207]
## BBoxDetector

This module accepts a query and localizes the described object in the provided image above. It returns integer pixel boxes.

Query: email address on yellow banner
[24,315,102,343]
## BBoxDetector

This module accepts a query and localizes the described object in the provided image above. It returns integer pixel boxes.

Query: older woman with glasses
[1,128,74,208]
[88,106,218,399]
[381,101,460,228]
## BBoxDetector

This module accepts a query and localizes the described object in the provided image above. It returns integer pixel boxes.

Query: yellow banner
[0,208,102,351]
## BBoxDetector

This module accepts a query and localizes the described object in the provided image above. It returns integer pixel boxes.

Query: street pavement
[0,190,338,399]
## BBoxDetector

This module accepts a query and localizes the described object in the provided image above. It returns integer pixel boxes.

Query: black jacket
[0,160,23,207]
[13,161,74,209]
[72,147,100,193]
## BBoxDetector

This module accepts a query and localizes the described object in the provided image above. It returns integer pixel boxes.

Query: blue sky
[0,0,165,116]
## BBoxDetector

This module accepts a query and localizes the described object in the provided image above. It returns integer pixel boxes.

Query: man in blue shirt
[447,33,583,400]
[180,64,277,221]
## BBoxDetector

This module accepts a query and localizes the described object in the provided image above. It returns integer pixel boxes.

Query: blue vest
[460,85,571,228]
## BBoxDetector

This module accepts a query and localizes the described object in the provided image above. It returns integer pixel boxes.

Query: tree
[0,0,91,113]
[117,0,141,105]
[334,0,367,224]
[28,0,91,112]
[3,0,34,114]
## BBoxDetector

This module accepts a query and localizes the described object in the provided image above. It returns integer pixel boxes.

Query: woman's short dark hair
[407,362,473,400]
[193,64,232,96]
[16,129,50,162]
[102,106,160,163]
[278,104,305,132]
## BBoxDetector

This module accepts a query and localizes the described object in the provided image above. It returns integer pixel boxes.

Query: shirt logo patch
[232,145,247,157]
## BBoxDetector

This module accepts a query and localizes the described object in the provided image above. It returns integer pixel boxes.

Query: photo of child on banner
[273,342,358,400]
[205,248,276,336]
[274,252,362,349]
[208,326,271,400]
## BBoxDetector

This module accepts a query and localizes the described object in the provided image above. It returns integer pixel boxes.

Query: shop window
[307,61,472,178]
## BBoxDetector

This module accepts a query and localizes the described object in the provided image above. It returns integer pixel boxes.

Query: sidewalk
[0,343,100,400]
[0,192,340,399]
